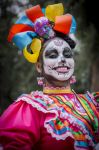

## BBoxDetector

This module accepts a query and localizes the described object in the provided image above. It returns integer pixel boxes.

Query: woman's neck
[43,79,72,94]
[44,79,71,88]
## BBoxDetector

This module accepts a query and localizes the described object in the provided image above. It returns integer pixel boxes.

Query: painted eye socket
[63,48,73,58]
[45,49,58,59]
[49,53,58,58]
[63,53,73,58]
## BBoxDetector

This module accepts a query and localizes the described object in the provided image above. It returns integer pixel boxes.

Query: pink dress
[0,87,99,150]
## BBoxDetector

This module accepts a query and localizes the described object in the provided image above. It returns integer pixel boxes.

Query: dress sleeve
[0,100,42,150]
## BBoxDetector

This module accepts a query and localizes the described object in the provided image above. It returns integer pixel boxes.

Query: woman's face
[42,37,74,81]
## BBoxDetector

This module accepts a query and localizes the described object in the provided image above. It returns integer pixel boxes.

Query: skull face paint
[43,37,74,81]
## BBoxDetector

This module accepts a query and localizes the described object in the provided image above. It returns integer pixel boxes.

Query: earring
[37,76,44,86]
[70,75,76,84]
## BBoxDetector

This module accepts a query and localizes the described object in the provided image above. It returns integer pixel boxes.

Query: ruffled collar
[43,86,73,94]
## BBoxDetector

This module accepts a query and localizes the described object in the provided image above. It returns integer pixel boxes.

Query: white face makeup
[43,37,74,81]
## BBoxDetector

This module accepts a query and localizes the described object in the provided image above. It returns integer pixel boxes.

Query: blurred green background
[0,0,99,114]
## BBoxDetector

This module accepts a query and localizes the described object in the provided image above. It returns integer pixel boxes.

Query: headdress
[8,3,76,63]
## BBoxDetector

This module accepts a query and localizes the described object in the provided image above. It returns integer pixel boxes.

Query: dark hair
[54,31,76,49]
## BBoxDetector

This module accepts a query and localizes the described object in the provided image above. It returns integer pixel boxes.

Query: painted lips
[53,66,70,73]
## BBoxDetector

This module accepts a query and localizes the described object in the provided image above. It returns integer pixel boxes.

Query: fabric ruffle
[16,90,98,150]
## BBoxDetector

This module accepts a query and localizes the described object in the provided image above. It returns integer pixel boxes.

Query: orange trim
[74,134,86,141]
[49,96,61,106]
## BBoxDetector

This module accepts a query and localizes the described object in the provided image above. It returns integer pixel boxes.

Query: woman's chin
[44,76,70,87]
[53,75,71,82]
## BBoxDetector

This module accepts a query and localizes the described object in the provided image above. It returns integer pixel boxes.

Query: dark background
[0,0,99,114]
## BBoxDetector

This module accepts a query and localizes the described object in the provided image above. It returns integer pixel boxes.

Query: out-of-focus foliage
[0,0,99,114]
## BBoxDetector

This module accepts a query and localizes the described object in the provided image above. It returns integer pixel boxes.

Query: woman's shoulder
[77,91,99,102]
[0,91,47,126]
[15,90,49,113]
[77,91,99,112]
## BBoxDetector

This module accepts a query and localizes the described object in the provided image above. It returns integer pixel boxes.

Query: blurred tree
[84,0,99,92]
[0,0,39,114]
[64,0,99,93]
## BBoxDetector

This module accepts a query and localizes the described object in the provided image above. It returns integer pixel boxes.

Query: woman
[0,3,99,150]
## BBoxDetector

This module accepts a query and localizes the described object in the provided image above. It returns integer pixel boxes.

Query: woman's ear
[35,62,42,73]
